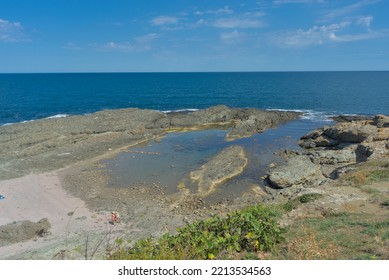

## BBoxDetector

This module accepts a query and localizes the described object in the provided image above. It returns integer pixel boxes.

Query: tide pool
[105,118,330,203]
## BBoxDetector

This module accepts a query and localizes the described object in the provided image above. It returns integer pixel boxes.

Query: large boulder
[268,156,324,189]
[323,124,375,143]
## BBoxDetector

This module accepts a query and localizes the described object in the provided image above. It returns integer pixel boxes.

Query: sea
[1,71,389,126]
[2,71,388,199]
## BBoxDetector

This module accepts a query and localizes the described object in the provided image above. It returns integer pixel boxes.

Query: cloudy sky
[1,0,388,72]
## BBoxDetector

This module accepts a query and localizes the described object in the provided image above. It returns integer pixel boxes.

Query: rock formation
[190,145,248,196]
[268,114,389,190]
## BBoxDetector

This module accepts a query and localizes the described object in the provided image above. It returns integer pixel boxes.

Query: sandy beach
[0,170,131,259]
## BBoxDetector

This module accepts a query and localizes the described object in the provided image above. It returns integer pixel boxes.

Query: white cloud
[134,33,158,49]
[97,42,134,52]
[330,30,389,42]
[220,30,245,43]
[0,18,27,42]
[270,20,389,47]
[151,16,179,26]
[269,22,345,47]
[320,0,380,21]
[214,18,264,28]
[96,33,158,52]
[356,16,373,28]
[195,6,234,16]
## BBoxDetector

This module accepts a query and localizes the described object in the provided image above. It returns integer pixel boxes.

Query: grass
[281,193,323,212]
[342,160,389,187]
[274,212,389,260]
[109,204,285,260]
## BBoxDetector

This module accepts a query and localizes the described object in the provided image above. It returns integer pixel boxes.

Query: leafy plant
[110,205,285,260]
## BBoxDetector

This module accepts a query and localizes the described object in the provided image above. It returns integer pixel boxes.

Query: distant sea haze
[1,71,388,125]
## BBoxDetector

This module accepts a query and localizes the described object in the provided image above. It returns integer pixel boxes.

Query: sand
[0,171,129,259]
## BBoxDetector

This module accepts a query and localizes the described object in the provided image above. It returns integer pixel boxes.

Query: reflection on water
[105,119,332,201]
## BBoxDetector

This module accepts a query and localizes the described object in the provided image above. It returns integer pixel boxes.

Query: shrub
[110,205,284,260]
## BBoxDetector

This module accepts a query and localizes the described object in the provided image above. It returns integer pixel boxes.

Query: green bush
[110,205,284,260]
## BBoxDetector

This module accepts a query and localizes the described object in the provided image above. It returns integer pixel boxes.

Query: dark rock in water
[0,218,51,247]
[332,115,373,122]
[166,106,301,138]
[267,156,324,189]
[226,110,300,140]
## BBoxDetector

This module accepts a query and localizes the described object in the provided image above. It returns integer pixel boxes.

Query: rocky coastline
[267,114,389,192]
[0,105,299,180]
[0,107,388,259]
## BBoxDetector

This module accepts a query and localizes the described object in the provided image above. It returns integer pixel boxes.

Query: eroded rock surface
[269,114,389,192]
[268,156,325,189]
[190,145,248,196]
[0,106,300,180]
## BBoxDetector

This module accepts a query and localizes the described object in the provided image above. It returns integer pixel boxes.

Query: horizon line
[1,70,389,74]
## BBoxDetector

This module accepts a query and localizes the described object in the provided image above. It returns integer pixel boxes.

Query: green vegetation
[108,160,389,260]
[109,205,285,260]
[343,160,389,187]
[275,211,389,260]
[282,193,323,212]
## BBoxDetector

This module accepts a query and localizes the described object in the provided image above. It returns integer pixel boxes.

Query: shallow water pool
[105,119,331,202]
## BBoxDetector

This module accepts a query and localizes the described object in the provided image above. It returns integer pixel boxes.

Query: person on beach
[111,211,120,224]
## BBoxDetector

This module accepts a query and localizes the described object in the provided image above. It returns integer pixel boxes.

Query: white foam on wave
[2,119,34,126]
[1,114,70,127]
[161,108,199,114]
[45,114,69,119]
[266,108,334,122]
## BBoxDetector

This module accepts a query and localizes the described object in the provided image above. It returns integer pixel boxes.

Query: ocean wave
[161,108,199,113]
[45,114,69,119]
[2,119,34,126]
[1,114,70,127]
[266,108,334,122]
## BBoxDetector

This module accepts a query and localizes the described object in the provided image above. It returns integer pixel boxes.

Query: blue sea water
[1,71,389,126]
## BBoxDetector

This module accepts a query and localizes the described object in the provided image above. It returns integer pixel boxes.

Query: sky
[1,0,389,72]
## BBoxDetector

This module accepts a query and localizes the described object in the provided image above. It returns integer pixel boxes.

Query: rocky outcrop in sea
[267,114,389,193]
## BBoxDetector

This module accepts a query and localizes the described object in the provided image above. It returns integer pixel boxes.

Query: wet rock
[268,156,324,189]
[227,110,300,140]
[190,145,248,196]
[0,106,301,180]
[332,115,373,123]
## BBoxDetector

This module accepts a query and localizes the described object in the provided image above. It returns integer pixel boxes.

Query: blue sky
[1,0,389,72]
